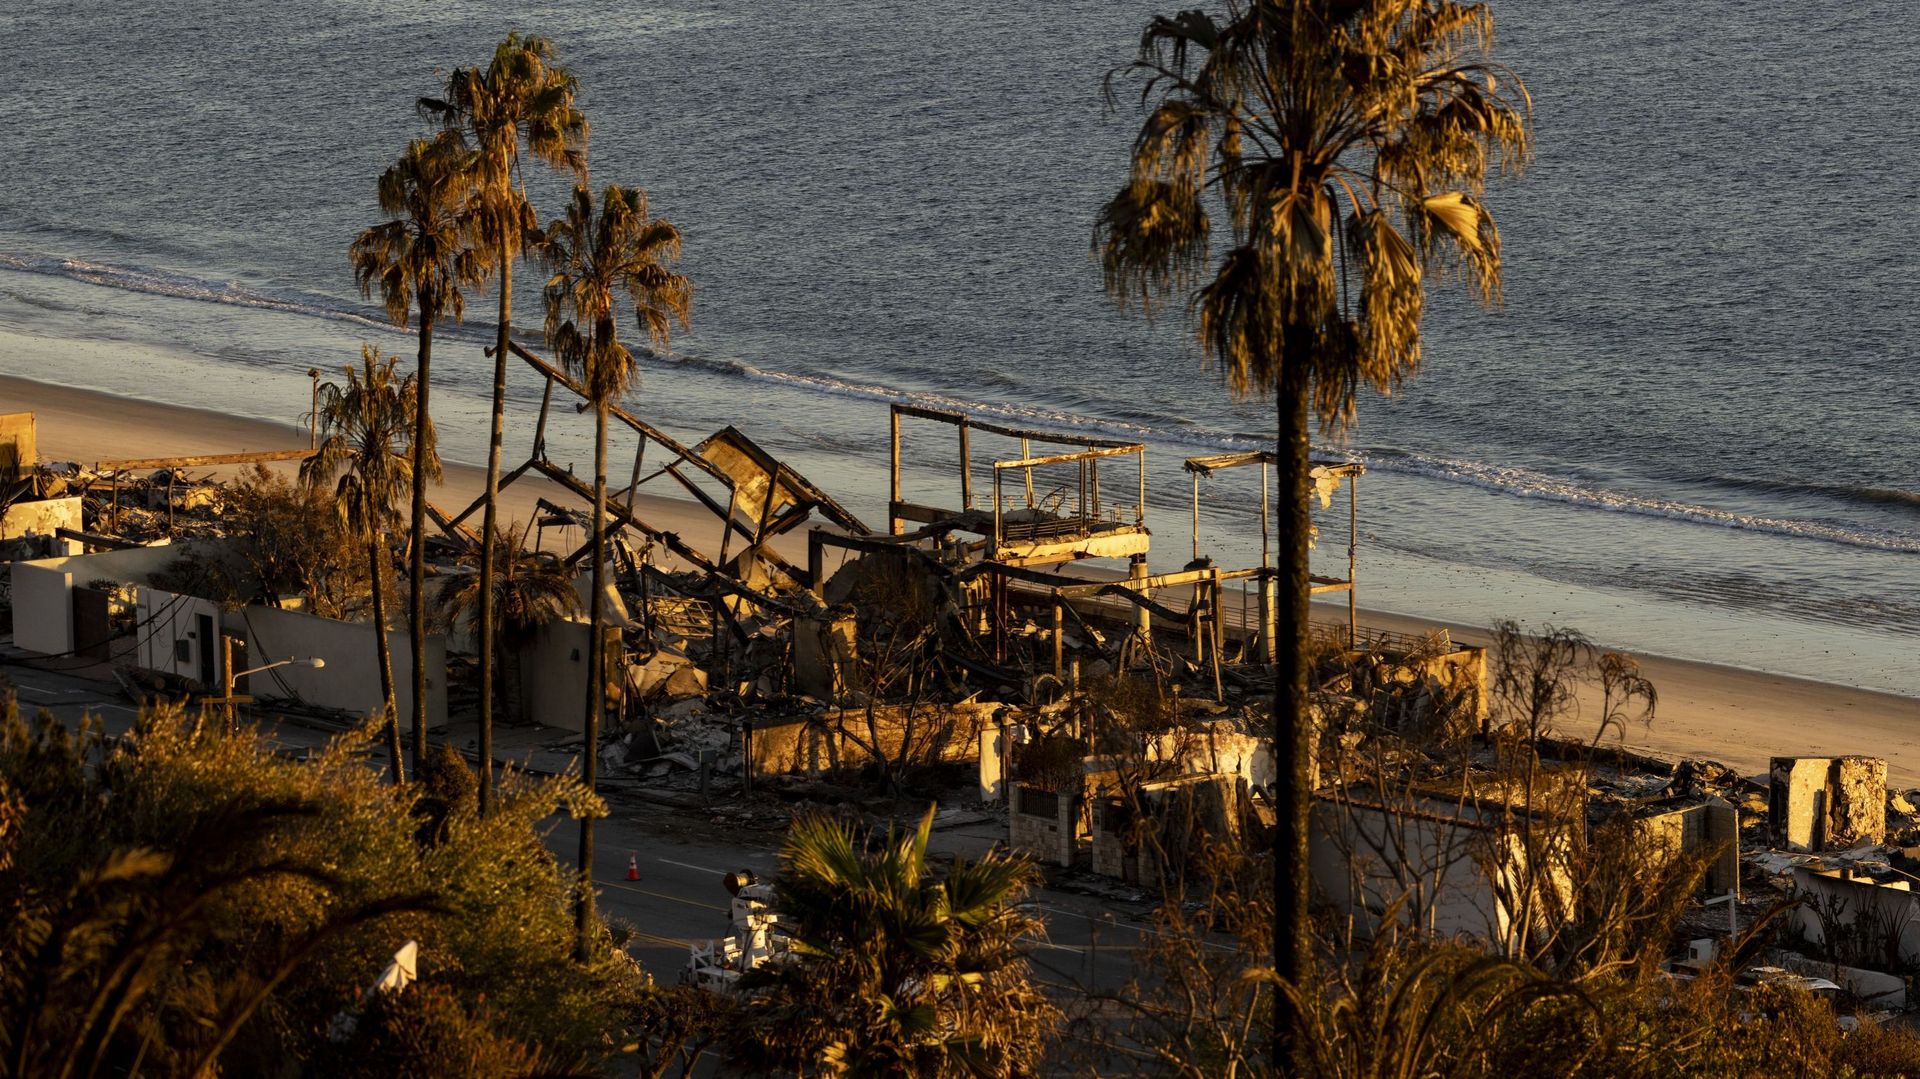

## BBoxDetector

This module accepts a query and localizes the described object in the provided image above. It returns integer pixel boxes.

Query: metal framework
[1183,451,1364,650]
[886,403,1150,566]
[430,340,870,598]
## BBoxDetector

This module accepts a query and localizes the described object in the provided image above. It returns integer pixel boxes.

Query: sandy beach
[5,372,1916,783]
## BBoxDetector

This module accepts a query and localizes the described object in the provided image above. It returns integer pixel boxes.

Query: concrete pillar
[1703,796,1740,896]
[1771,757,1830,851]
[1128,557,1152,648]
[978,726,1005,804]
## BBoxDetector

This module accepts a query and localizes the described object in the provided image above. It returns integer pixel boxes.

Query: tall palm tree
[422,33,587,816]
[535,183,691,960]
[1095,0,1531,1043]
[300,348,438,784]
[350,130,483,778]
[734,808,1058,1075]
[433,525,581,727]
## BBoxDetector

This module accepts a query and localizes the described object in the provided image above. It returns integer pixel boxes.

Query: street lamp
[218,643,325,733]
[308,367,323,449]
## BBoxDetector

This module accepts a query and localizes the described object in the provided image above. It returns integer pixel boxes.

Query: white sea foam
[0,252,400,334]
[1359,451,1920,554]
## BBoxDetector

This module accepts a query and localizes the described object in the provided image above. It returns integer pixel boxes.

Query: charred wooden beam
[92,448,312,471]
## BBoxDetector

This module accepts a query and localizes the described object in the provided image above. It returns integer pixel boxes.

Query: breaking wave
[640,347,1269,453]
[1699,472,1920,514]
[1360,450,1920,554]
[0,251,406,335]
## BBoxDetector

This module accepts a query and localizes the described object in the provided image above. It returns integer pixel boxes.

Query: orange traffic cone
[626,853,640,882]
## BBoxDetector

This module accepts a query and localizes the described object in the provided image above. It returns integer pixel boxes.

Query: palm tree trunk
[478,252,512,816]
[410,301,435,779]
[367,530,404,785]
[1273,357,1313,1060]
[576,396,608,962]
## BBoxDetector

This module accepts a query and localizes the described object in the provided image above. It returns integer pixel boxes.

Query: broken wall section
[1770,755,1887,851]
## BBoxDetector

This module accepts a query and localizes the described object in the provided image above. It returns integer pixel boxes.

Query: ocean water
[0,2,1915,695]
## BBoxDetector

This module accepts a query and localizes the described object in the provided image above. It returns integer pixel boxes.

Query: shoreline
[5,372,1916,782]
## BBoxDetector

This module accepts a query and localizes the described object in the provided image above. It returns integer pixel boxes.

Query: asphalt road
[582,800,1159,996]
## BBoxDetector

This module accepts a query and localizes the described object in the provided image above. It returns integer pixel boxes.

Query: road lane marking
[627,929,696,948]
[599,879,727,912]
[656,857,727,875]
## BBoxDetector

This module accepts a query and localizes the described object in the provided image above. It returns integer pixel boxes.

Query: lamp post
[308,367,323,449]
[219,643,325,734]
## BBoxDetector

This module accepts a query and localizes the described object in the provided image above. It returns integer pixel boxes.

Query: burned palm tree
[535,183,691,959]
[350,130,483,777]
[1095,0,1531,1040]
[422,33,587,814]
[301,347,437,784]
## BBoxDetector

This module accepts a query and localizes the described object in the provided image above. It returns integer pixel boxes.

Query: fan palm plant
[735,808,1058,1076]
[535,183,691,959]
[350,130,484,778]
[422,33,587,815]
[1094,0,1531,1030]
[300,347,437,784]
[434,525,582,726]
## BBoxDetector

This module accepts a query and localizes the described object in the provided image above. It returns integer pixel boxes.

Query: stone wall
[1009,783,1075,868]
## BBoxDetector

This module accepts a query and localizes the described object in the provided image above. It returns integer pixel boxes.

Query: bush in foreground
[0,696,635,1076]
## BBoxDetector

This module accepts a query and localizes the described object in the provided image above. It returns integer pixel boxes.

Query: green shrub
[0,696,637,1076]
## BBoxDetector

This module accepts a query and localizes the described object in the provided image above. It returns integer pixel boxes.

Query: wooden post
[888,407,902,535]
[1053,599,1064,679]
[626,436,647,515]
[1129,557,1152,649]
[716,487,738,568]
[308,367,321,450]
[1211,568,1225,700]
[533,376,554,459]
[992,571,1008,664]
[1261,460,1275,664]
[1261,460,1271,568]
[1348,475,1359,649]
[1022,437,1034,507]
[1136,452,1146,526]
[1191,471,1201,562]
[222,635,236,735]
[959,420,972,511]
[808,530,826,598]
[992,468,1003,553]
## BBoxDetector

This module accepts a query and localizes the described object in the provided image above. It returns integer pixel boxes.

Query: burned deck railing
[1185,451,1363,650]
[887,403,1148,565]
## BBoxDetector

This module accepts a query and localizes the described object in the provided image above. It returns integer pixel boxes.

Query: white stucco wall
[136,586,226,684]
[12,562,75,654]
[1310,797,1518,947]
[233,603,446,729]
[14,542,190,655]
[521,617,593,733]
